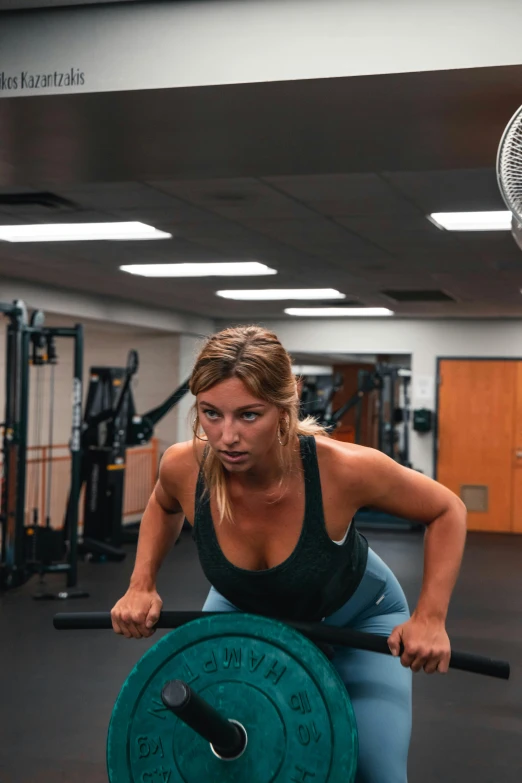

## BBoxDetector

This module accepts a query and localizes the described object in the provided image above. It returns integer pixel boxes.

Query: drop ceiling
[0,65,522,320]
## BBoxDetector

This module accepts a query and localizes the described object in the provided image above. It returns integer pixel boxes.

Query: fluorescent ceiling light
[216,288,345,301]
[0,222,172,242]
[292,364,334,375]
[285,307,394,317]
[120,262,277,277]
[428,211,512,231]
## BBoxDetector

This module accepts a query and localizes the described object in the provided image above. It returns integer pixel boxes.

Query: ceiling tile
[263,173,419,216]
[0,212,30,225]
[107,204,219,225]
[242,217,389,260]
[0,165,520,318]
[383,168,505,212]
[54,182,181,211]
[150,178,316,220]
[335,215,457,255]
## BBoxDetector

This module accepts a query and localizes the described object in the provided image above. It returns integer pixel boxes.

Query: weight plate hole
[210,720,248,761]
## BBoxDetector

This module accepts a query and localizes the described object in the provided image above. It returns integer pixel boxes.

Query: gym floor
[1,528,521,783]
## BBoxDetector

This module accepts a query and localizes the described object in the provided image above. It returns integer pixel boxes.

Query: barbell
[53,610,511,783]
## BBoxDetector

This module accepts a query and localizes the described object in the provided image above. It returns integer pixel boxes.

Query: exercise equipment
[0,300,87,598]
[74,350,190,562]
[25,312,66,598]
[107,614,358,783]
[53,609,511,680]
[300,364,418,531]
[300,364,412,468]
[335,365,411,467]
[496,104,522,251]
[298,372,344,425]
[160,680,248,759]
[53,610,510,783]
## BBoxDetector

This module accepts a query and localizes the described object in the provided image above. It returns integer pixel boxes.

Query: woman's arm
[127,484,185,592]
[347,447,467,672]
[111,445,187,638]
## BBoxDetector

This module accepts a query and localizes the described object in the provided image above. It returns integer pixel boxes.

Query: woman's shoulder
[158,440,205,492]
[313,435,384,486]
[313,433,368,462]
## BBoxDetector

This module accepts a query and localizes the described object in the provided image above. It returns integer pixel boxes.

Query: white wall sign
[414,375,435,403]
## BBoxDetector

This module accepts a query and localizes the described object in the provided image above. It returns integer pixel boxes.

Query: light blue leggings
[202,548,412,783]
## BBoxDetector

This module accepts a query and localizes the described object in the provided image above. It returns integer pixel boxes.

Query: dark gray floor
[1,528,521,782]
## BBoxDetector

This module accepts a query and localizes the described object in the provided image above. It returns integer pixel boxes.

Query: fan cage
[497,105,522,223]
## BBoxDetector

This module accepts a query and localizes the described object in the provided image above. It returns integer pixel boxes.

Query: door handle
[516,451,522,458]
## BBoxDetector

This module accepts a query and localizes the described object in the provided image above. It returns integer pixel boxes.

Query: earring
[278,417,289,447]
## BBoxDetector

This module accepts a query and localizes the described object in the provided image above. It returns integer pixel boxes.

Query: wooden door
[437,360,516,532]
[510,363,522,532]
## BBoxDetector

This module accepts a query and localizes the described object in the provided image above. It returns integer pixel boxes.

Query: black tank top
[193,435,368,622]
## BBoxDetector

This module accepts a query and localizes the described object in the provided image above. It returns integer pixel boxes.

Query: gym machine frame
[0,300,85,595]
[315,364,412,467]
[76,349,190,562]
[311,365,418,531]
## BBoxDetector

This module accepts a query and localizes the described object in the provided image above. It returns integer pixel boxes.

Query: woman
[111,325,467,783]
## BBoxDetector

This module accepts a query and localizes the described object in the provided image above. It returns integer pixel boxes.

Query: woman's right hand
[110,587,163,639]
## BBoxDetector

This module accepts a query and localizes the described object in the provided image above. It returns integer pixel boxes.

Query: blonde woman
[111,325,467,783]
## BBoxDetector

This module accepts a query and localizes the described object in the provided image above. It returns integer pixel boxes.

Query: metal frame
[0,301,84,591]
[78,353,190,559]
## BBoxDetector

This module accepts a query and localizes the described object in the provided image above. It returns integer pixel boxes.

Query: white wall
[176,334,208,443]
[1,0,522,97]
[232,317,522,476]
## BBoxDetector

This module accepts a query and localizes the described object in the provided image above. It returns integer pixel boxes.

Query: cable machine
[75,351,191,562]
[299,364,420,531]
[300,365,412,467]
[0,300,88,598]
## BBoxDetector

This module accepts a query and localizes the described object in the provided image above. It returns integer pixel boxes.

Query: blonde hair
[189,325,329,523]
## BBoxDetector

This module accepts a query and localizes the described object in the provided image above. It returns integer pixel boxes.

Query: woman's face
[196,377,282,472]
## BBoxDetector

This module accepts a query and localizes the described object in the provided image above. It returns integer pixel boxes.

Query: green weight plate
[107,613,358,783]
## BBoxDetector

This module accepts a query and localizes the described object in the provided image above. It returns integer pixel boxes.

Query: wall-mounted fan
[497,105,522,251]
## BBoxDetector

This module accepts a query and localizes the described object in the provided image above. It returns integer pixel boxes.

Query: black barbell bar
[52,610,510,680]
[161,679,247,760]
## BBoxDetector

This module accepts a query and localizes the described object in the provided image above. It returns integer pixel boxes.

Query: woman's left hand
[387,613,451,674]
